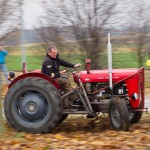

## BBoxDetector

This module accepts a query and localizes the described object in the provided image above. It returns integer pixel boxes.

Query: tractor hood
[79,69,139,83]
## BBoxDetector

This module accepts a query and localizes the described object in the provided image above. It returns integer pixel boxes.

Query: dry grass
[145,70,150,88]
[114,47,132,52]
[145,88,150,97]
[9,49,44,56]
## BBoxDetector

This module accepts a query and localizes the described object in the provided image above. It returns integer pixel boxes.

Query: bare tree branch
[0,0,21,41]
[40,0,119,69]
[127,1,150,68]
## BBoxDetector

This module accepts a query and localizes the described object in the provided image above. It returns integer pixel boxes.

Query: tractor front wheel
[4,77,62,133]
[109,97,129,131]
[129,103,143,124]
[129,111,143,124]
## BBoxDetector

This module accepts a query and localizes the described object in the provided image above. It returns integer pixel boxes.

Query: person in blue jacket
[0,45,9,84]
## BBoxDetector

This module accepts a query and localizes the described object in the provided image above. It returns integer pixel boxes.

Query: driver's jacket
[41,54,74,78]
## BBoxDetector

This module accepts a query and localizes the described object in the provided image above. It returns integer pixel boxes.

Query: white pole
[20,0,26,67]
[107,33,112,89]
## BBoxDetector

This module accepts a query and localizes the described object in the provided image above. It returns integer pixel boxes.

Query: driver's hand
[74,63,81,68]
[60,70,66,75]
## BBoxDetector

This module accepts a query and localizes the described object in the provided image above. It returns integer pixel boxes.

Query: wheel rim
[17,92,48,122]
[111,106,121,128]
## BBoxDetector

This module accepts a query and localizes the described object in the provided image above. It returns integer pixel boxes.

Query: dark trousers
[55,76,77,101]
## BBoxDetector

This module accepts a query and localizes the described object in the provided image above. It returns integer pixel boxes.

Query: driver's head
[47,46,57,58]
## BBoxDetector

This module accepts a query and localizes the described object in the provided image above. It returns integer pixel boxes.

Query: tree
[38,25,66,52]
[0,0,20,42]
[40,0,119,69]
[127,1,150,68]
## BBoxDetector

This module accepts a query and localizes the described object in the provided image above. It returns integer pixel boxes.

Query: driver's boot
[63,98,70,109]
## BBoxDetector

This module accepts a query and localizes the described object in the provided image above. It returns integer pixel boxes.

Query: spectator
[0,45,9,84]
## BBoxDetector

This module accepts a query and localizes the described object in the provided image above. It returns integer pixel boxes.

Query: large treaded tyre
[4,77,62,133]
[109,97,129,131]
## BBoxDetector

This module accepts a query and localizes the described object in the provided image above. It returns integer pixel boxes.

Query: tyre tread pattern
[109,97,129,131]
[4,77,62,133]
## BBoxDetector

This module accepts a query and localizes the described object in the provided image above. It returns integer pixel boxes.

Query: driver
[41,46,81,107]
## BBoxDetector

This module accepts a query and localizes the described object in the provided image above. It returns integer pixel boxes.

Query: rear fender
[8,72,60,89]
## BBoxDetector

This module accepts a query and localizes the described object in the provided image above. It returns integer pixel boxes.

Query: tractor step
[63,109,88,114]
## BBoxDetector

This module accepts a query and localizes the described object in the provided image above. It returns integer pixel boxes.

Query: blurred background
[0,0,150,95]
[0,0,150,70]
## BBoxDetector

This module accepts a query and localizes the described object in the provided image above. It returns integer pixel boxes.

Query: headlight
[131,93,138,100]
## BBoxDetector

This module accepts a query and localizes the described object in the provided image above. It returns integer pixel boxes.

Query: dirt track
[0,73,150,149]
[0,85,150,149]
[0,113,149,150]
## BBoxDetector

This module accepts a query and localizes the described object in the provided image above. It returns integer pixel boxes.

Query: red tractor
[4,35,148,133]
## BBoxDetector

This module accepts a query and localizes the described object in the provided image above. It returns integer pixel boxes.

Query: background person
[0,45,9,84]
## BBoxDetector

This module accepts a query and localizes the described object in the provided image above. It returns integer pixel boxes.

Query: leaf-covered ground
[0,113,150,150]
[0,85,149,149]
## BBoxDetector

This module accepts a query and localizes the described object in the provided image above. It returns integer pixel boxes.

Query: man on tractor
[41,46,81,107]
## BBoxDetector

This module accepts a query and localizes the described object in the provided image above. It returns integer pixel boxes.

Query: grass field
[6,46,146,70]
[6,55,43,70]
[2,45,150,89]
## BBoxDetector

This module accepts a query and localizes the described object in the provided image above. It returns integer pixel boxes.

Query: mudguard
[8,72,60,90]
[125,67,144,109]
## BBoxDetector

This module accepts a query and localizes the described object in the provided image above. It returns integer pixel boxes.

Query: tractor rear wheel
[109,97,129,131]
[4,77,62,133]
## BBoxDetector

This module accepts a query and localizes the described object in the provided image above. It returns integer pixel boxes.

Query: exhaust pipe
[22,62,27,74]
[107,33,113,90]
[86,59,91,74]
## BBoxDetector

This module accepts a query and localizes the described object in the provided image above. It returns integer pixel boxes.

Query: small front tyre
[129,110,143,124]
[109,97,129,131]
